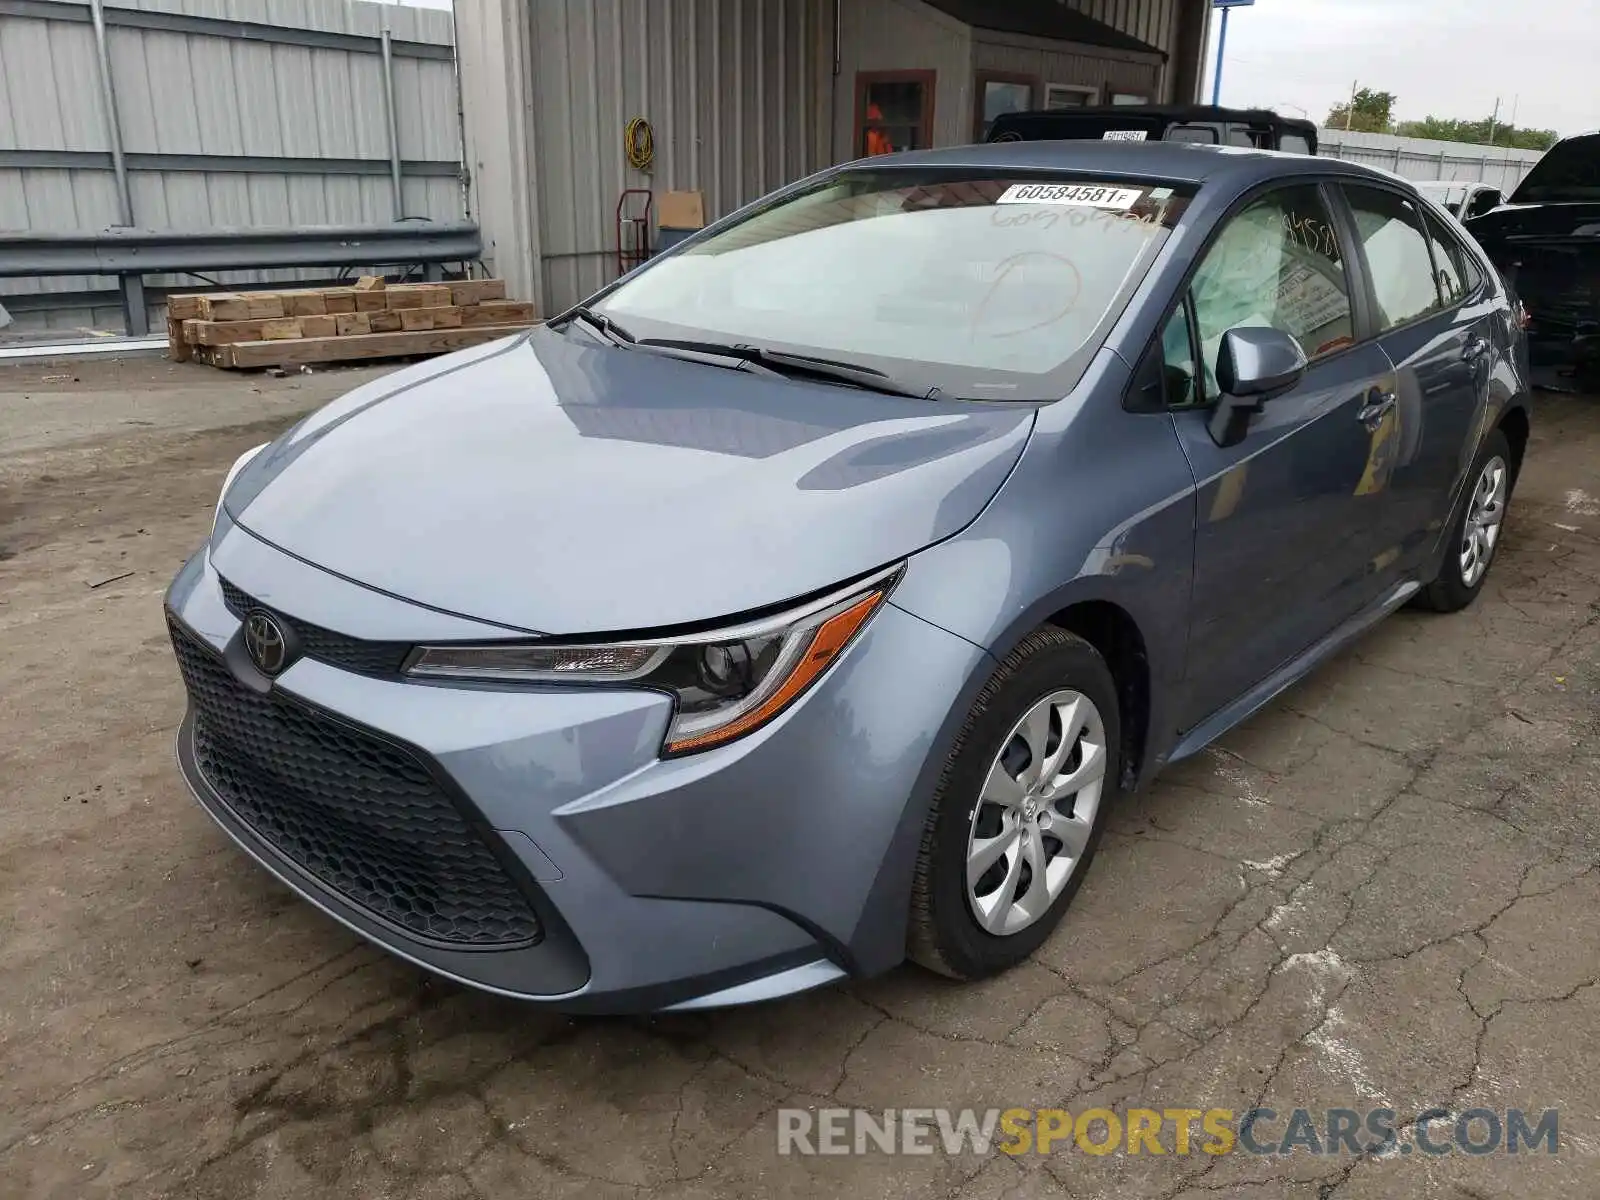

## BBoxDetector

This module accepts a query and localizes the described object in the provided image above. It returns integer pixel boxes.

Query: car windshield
[591,169,1194,401]
[1511,135,1600,203]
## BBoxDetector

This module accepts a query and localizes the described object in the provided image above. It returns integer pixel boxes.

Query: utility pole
[1487,96,1501,146]
[1209,0,1255,107]
[1346,80,1357,130]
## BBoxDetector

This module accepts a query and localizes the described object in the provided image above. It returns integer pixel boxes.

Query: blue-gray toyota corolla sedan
[167,142,1531,1013]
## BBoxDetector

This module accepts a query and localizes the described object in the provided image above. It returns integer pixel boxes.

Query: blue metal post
[1211,5,1230,106]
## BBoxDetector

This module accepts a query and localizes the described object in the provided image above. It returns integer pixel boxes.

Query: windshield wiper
[561,306,637,346]
[634,338,941,400]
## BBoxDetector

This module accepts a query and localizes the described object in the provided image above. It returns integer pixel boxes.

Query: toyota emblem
[244,610,289,675]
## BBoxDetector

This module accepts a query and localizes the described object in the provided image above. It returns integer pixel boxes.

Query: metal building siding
[1062,0,1177,52]
[0,0,465,329]
[528,0,826,315]
[971,33,1162,106]
[834,0,973,154]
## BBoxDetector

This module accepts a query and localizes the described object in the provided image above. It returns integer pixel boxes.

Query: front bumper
[165,526,990,1013]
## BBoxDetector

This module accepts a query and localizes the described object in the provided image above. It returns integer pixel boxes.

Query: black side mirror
[1207,326,1308,447]
[1468,190,1502,219]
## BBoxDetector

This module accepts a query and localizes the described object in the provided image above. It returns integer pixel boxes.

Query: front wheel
[908,628,1119,980]
[1414,428,1514,613]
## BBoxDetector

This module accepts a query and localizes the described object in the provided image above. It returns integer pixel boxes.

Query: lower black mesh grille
[170,618,542,948]
[218,577,412,677]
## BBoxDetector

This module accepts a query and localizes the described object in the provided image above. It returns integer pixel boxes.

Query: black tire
[1413,428,1515,613]
[908,627,1120,980]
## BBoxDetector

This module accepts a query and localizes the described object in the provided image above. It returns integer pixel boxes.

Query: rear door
[1336,183,1491,583]
[1159,182,1398,730]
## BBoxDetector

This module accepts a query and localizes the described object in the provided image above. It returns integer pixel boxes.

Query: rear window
[594,169,1196,401]
[1511,135,1600,203]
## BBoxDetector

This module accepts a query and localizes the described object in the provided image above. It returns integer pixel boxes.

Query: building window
[1045,83,1097,109]
[856,71,935,157]
[976,71,1038,139]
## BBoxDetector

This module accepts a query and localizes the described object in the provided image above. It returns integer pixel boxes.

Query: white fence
[1317,127,1545,193]
[0,0,464,331]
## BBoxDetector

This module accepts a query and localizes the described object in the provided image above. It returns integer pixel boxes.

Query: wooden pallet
[167,278,540,369]
[199,324,537,369]
[184,301,538,345]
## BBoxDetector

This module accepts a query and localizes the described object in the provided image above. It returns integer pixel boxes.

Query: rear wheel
[908,628,1119,980]
[1414,429,1513,613]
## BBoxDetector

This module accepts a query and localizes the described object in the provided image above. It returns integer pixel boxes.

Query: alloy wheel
[1460,455,1508,589]
[965,689,1107,936]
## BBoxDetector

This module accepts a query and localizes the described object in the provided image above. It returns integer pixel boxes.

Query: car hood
[1466,201,1600,243]
[225,328,1035,635]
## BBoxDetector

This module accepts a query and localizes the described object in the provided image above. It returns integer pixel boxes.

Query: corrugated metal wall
[1062,0,1188,101]
[528,0,827,314]
[1318,128,1545,192]
[1062,0,1179,55]
[971,33,1162,106]
[0,0,463,331]
[833,0,973,153]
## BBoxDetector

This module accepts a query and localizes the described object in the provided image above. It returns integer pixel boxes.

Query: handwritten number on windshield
[970,251,1083,339]
[991,205,1159,231]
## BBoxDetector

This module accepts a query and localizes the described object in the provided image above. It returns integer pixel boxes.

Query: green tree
[1394,115,1558,151]
[1325,88,1398,133]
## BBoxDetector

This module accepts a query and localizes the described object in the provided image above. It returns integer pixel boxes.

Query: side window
[1279,133,1313,155]
[1159,303,1202,409]
[1167,124,1218,144]
[1422,211,1471,307]
[1189,184,1355,392]
[1342,185,1442,330]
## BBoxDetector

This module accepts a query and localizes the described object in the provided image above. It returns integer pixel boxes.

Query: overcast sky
[1206,0,1600,136]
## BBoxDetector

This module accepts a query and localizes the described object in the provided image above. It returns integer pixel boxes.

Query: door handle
[1462,336,1491,362]
[1358,389,1396,429]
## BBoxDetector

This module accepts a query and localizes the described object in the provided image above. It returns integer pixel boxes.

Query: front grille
[170,619,542,948]
[218,577,412,677]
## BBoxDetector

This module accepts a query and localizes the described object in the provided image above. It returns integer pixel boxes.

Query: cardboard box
[658,189,705,230]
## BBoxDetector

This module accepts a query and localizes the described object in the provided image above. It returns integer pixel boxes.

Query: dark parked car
[1466,132,1600,381]
[167,141,1529,1013]
[1415,180,1503,221]
[986,104,1318,154]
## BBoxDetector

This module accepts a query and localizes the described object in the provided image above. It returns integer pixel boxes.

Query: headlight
[214,442,269,534]
[406,566,901,755]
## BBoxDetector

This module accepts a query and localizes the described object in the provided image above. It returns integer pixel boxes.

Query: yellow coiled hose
[625,117,655,172]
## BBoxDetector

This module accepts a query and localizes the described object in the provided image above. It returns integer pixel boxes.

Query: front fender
[890,360,1199,779]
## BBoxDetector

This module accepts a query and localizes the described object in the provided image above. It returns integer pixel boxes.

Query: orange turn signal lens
[663,589,886,754]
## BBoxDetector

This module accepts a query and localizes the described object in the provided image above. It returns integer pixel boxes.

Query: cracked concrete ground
[3,357,1599,1199]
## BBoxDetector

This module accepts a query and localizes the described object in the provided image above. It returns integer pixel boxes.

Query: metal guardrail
[0,222,483,335]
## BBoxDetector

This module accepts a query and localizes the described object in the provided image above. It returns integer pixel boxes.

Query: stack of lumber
[166,277,538,369]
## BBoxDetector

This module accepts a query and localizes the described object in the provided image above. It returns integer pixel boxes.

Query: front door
[1163,182,1399,731]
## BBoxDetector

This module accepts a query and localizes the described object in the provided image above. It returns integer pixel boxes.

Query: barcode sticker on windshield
[997,183,1144,209]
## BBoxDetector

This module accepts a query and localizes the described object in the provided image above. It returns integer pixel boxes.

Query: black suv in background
[985,105,1319,155]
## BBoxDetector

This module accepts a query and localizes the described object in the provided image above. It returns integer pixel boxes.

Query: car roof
[843,140,1404,190]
